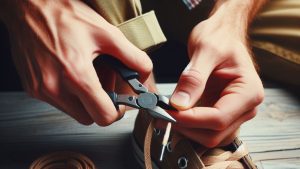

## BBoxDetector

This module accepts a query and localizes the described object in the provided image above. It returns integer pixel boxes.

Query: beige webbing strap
[144,118,155,169]
[117,11,167,52]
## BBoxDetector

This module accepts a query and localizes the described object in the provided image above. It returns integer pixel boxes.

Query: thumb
[171,56,213,110]
[108,29,153,82]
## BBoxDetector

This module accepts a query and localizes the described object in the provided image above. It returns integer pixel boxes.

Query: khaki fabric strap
[83,0,167,52]
[82,0,142,26]
[117,11,167,52]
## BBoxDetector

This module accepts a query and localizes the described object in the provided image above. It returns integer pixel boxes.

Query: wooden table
[0,84,299,169]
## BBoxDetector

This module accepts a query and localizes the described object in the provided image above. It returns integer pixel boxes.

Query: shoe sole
[131,134,159,169]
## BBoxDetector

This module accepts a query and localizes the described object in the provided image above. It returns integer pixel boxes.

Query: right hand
[2,0,152,126]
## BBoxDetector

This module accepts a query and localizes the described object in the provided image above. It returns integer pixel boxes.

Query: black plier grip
[101,55,176,123]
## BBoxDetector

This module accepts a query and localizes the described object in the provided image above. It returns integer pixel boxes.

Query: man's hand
[169,0,265,147]
[1,0,152,126]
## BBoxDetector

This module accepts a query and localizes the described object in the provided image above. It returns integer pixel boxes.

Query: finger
[93,56,130,117]
[170,51,214,110]
[213,78,264,125]
[175,109,256,148]
[46,95,94,125]
[101,28,153,82]
[58,97,94,125]
[39,84,94,125]
[218,128,240,147]
[169,81,262,130]
[64,61,121,126]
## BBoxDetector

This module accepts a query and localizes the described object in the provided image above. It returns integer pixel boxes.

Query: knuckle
[247,109,257,120]
[254,89,264,105]
[95,115,115,127]
[41,78,59,97]
[211,113,228,131]
[203,41,232,57]
[180,69,204,88]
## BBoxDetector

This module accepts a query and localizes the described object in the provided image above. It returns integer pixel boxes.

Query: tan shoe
[132,110,257,169]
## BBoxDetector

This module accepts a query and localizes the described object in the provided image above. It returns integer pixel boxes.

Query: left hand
[168,15,264,147]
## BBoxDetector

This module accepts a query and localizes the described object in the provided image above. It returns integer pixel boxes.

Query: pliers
[101,55,176,123]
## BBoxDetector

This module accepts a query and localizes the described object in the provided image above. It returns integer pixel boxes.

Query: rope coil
[29,151,95,169]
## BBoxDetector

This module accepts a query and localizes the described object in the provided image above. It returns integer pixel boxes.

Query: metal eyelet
[153,128,161,136]
[166,141,172,152]
[177,156,188,169]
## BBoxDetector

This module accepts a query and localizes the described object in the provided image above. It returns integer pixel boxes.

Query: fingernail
[171,91,190,109]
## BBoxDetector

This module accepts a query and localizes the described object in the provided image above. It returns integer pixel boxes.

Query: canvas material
[83,0,166,51]
[250,0,300,86]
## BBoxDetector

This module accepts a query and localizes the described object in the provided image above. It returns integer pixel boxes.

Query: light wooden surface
[0,84,299,169]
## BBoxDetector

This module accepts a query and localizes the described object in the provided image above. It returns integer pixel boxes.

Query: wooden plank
[239,87,300,161]
[0,84,299,168]
[0,93,140,169]
[261,158,300,169]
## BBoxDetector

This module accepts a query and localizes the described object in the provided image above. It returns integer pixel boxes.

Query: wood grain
[0,84,299,169]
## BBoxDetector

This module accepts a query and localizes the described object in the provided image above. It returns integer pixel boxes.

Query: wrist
[206,1,254,44]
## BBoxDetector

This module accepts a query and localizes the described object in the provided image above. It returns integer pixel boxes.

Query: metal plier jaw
[102,55,176,123]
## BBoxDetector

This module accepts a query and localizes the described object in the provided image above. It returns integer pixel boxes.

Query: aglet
[159,145,166,161]
[159,122,172,162]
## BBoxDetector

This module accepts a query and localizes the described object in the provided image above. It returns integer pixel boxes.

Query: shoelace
[202,143,249,169]
[144,119,249,169]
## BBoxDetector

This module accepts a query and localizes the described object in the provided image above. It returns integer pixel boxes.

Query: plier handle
[101,55,176,123]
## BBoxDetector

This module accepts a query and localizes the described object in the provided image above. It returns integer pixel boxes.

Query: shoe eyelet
[177,156,188,169]
[166,141,172,152]
[153,128,161,136]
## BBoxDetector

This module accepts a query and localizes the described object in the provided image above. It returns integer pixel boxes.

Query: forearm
[209,0,267,38]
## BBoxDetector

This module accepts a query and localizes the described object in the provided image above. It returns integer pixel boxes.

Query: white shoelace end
[159,122,172,162]
[159,145,166,161]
